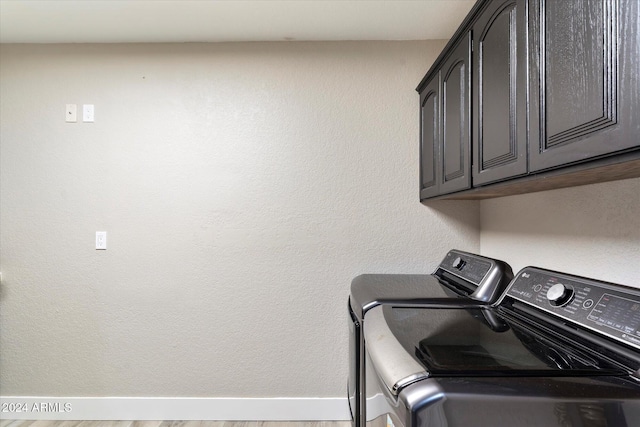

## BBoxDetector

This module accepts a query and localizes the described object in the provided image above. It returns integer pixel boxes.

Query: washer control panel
[439,250,493,286]
[506,267,640,350]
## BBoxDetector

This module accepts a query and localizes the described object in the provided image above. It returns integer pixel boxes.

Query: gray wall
[0,42,481,397]
[3,41,637,401]
[480,177,640,286]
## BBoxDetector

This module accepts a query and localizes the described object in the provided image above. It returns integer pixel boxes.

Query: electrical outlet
[83,104,94,122]
[96,231,107,250]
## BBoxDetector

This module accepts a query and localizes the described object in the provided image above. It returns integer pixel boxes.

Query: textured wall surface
[480,178,640,286]
[0,42,481,397]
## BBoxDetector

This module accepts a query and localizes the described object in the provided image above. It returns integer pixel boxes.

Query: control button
[583,299,594,309]
[452,257,465,270]
[533,284,543,292]
[547,283,574,307]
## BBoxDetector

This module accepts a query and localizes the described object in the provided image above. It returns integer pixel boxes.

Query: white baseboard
[0,397,352,421]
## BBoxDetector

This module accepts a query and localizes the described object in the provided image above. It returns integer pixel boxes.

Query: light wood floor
[1,421,351,427]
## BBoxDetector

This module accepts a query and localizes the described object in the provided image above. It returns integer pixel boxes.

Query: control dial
[452,257,466,270]
[546,283,574,307]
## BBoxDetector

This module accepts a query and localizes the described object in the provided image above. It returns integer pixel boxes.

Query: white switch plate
[96,231,107,250]
[66,104,77,122]
[83,104,94,122]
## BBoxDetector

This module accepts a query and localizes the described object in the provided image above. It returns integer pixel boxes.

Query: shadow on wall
[421,199,481,244]
[479,178,640,242]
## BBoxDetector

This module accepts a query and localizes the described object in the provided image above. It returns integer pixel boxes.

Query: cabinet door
[419,74,441,200]
[472,0,528,186]
[439,32,472,195]
[529,0,639,172]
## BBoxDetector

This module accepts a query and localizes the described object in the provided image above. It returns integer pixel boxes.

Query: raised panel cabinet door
[439,32,472,195]
[529,0,640,172]
[419,74,441,200]
[472,0,528,186]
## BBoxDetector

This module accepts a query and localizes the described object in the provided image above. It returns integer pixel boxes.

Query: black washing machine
[348,250,514,427]
[364,267,640,427]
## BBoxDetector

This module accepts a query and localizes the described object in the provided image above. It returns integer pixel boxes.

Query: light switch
[83,104,94,122]
[66,104,77,122]
[96,231,107,250]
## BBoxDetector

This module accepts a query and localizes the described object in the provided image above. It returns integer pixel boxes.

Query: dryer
[348,250,514,427]
[364,267,640,426]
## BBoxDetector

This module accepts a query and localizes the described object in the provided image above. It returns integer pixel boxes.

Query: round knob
[452,257,465,270]
[547,283,573,307]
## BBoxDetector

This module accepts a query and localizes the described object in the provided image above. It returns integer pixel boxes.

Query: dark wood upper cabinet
[419,33,471,198]
[417,0,639,200]
[440,32,472,195]
[528,0,640,172]
[472,0,527,186]
[419,75,440,200]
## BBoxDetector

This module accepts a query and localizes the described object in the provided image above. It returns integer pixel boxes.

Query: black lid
[384,306,627,377]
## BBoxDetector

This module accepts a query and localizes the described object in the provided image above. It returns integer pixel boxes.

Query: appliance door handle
[364,306,428,395]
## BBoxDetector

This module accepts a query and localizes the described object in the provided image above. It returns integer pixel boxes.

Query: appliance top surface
[379,267,640,379]
[383,305,630,377]
[349,250,512,320]
[350,273,462,320]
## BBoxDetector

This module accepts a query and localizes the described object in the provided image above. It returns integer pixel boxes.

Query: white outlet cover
[83,104,94,122]
[66,104,77,122]
[96,231,107,250]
